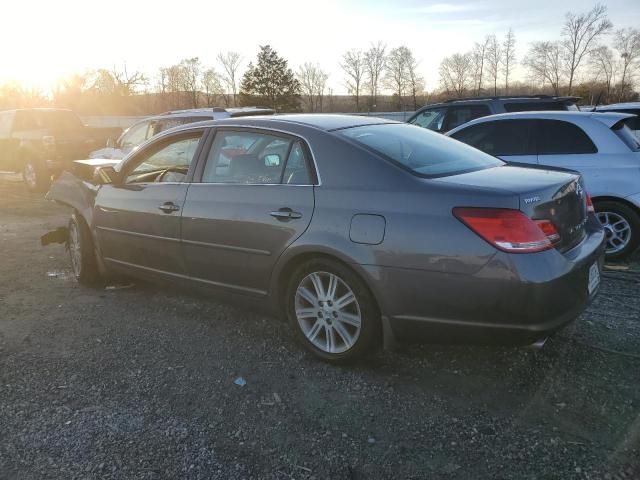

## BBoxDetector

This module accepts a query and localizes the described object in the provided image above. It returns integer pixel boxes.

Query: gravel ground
[0,172,639,480]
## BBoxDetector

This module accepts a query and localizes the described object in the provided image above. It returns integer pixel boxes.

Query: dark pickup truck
[0,108,122,191]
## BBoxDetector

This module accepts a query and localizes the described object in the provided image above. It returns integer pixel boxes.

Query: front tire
[595,200,640,261]
[68,213,101,286]
[22,156,50,193]
[286,258,381,363]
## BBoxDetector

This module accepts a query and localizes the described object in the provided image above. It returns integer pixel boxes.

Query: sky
[1,0,639,95]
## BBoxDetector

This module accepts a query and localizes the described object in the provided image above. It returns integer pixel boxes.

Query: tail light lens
[453,207,560,253]
[586,193,595,213]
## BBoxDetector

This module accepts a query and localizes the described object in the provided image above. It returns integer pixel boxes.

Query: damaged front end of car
[41,159,120,246]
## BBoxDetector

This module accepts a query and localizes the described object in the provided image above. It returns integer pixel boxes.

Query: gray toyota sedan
[47,115,606,362]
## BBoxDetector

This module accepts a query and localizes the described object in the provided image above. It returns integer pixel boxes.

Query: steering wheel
[155,166,188,183]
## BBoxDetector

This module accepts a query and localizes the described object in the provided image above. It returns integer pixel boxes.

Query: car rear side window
[202,130,312,185]
[612,121,640,151]
[504,102,569,112]
[538,120,597,154]
[443,105,491,131]
[450,120,537,156]
[337,123,503,178]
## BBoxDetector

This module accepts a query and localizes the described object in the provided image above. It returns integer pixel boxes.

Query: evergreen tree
[239,45,301,112]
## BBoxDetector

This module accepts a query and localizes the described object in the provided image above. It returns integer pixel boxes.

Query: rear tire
[68,213,101,286]
[285,257,381,363]
[594,200,640,261]
[22,155,50,193]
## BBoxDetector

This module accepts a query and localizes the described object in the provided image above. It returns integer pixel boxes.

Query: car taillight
[453,207,559,253]
[535,219,561,244]
[586,193,595,213]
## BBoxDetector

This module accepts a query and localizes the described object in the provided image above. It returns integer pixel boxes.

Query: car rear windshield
[336,123,504,178]
[612,121,640,151]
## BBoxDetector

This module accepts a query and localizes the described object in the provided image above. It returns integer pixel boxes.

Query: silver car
[447,111,640,259]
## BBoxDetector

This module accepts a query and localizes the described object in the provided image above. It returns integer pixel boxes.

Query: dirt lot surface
[0,173,639,480]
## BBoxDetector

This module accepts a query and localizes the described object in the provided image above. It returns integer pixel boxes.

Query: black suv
[407,95,580,133]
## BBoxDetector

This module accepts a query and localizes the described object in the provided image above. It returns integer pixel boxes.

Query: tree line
[441,4,640,104]
[0,3,638,115]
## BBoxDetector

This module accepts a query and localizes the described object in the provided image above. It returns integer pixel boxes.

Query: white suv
[90,107,274,160]
[447,111,640,259]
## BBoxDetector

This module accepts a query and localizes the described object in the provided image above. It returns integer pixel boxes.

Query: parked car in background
[447,111,640,260]
[47,115,604,362]
[407,95,579,133]
[0,108,121,191]
[89,107,274,160]
[595,103,640,140]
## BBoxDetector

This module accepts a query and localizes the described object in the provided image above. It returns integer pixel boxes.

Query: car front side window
[443,105,491,131]
[451,120,536,156]
[125,134,202,184]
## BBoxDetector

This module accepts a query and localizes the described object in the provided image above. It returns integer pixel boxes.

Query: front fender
[45,171,99,226]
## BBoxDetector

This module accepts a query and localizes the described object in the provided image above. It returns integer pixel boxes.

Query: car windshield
[337,123,504,177]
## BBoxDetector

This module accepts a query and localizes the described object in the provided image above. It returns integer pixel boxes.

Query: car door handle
[158,202,180,214]
[270,208,302,220]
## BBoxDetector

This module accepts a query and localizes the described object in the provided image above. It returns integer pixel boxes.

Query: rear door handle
[158,202,180,214]
[270,208,302,220]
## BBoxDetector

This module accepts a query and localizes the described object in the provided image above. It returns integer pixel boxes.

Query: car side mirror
[263,153,281,167]
[93,165,120,185]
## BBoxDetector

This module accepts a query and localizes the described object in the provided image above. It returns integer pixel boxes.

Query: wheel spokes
[294,271,362,355]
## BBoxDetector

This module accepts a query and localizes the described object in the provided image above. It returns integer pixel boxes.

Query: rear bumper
[365,227,606,345]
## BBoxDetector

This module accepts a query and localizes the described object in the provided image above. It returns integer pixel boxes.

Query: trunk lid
[435,165,588,252]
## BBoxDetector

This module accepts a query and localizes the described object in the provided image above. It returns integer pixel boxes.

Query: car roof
[134,107,274,123]
[173,114,398,132]
[446,110,634,134]
[596,102,640,111]
[0,108,74,114]
[415,95,579,111]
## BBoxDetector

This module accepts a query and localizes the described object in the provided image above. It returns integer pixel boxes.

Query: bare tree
[297,63,328,112]
[384,46,412,109]
[486,35,501,95]
[439,53,472,97]
[341,49,365,111]
[561,3,612,95]
[179,57,201,108]
[502,28,517,94]
[406,53,425,110]
[364,41,386,109]
[202,68,224,107]
[613,28,640,101]
[589,45,616,101]
[523,41,563,95]
[471,37,491,95]
[217,52,243,107]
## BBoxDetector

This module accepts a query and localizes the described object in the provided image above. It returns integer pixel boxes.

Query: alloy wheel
[294,271,362,354]
[597,211,632,255]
